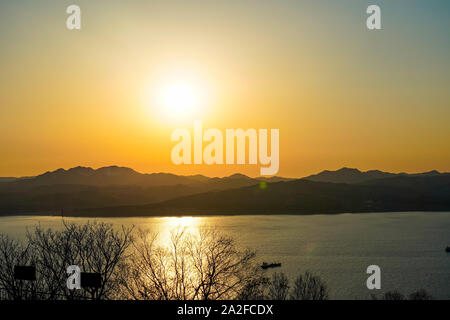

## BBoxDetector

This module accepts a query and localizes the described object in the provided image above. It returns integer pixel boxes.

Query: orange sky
[1,1,449,178]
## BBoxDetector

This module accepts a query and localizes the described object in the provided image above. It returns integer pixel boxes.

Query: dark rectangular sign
[14,266,36,281]
[81,272,102,288]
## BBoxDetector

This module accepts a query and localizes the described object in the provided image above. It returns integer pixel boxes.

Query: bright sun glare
[162,83,199,114]
[152,76,207,120]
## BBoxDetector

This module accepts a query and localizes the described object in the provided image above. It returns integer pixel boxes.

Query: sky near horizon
[1,0,449,178]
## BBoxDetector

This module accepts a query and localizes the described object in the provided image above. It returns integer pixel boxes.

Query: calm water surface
[0,212,449,299]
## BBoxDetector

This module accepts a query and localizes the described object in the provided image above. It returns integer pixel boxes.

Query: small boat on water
[261,262,282,269]
[446,246,450,253]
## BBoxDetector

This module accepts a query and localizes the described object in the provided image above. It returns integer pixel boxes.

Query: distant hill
[1,166,449,217]
[303,167,396,184]
[0,177,33,183]
[257,176,296,183]
[13,166,202,187]
[303,167,444,184]
[73,174,450,217]
[360,174,450,195]
[0,166,291,215]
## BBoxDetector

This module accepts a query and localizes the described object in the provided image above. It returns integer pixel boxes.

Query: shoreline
[1,210,450,219]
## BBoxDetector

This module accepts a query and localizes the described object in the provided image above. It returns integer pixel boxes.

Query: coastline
[1,210,449,219]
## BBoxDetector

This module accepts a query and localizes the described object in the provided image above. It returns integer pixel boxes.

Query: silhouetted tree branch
[119,228,260,300]
[27,221,133,300]
[290,271,329,300]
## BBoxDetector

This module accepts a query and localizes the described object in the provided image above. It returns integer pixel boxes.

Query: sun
[161,82,200,115]
[150,76,208,121]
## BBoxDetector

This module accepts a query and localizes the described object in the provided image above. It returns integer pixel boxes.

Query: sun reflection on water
[151,216,204,246]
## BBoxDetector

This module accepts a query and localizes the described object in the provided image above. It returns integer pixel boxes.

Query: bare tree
[289,271,329,300]
[27,221,133,300]
[239,271,329,300]
[371,289,405,300]
[25,223,80,299]
[118,228,189,300]
[408,289,433,300]
[268,272,289,300]
[372,288,433,301]
[0,234,42,300]
[119,227,260,300]
[190,229,259,300]
[236,276,270,300]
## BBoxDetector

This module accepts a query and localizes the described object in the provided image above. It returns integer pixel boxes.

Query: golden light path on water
[138,216,205,246]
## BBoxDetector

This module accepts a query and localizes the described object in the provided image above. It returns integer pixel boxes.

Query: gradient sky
[1,0,449,177]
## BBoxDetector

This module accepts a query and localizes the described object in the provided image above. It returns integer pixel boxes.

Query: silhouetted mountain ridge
[31,166,197,187]
[1,166,449,216]
[303,167,444,184]
[0,166,290,214]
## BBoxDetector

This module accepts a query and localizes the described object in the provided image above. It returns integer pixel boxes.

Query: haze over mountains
[0,166,449,216]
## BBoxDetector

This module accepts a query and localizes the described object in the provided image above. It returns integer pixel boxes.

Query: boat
[446,246,450,253]
[261,262,282,269]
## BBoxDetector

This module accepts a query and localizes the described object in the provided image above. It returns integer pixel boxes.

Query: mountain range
[0,166,449,216]
[303,167,442,184]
